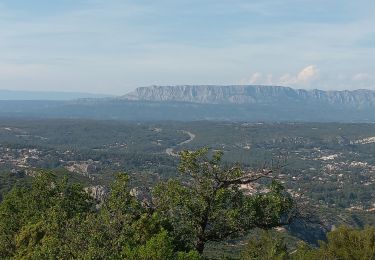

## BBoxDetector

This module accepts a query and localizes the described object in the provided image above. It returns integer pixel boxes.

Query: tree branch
[218,168,274,188]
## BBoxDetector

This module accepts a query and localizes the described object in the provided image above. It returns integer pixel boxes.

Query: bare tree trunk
[196,236,205,254]
[196,211,209,254]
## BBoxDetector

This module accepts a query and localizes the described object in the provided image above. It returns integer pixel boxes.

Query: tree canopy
[154,148,294,253]
[0,148,300,259]
[241,226,375,260]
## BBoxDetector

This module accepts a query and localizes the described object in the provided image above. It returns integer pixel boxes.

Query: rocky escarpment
[123,85,375,108]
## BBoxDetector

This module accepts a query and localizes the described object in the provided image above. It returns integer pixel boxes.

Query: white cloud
[244,66,375,90]
[297,65,319,84]
[246,65,320,87]
[352,73,370,81]
[281,65,320,87]
[249,72,262,84]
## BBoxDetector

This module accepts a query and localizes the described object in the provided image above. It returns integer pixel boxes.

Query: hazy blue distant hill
[0,89,112,100]
[0,85,374,122]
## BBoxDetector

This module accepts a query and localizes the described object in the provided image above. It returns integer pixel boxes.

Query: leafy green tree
[122,230,175,259]
[153,148,293,254]
[241,230,289,260]
[292,226,375,260]
[0,171,94,258]
[0,171,201,259]
[61,173,201,259]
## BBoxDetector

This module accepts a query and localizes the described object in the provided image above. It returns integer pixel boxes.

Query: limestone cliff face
[123,85,375,108]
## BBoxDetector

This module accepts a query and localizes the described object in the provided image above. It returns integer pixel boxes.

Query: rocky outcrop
[85,185,109,204]
[130,186,152,207]
[65,159,99,176]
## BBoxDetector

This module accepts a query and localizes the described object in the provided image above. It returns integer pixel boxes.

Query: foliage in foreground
[241,226,375,260]
[154,148,294,254]
[241,230,289,260]
[0,172,199,259]
[0,148,294,259]
[292,226,375,260]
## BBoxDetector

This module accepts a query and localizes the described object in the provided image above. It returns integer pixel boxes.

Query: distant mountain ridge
[0,85,374,122]
[0,89,111,100]
[123,85,375,108]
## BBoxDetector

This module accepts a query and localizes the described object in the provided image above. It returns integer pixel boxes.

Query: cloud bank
[245,65,374,90]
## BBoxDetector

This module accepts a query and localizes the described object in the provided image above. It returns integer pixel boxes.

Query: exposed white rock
[85,185,109,203]
[354,136,375,144]
[350,161,368,167]
[320,154,339,161]
[65,160,99,176]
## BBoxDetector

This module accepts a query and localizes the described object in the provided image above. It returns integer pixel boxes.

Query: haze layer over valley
[1,85,374,122]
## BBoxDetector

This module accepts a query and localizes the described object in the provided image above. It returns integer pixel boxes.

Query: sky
[0,0,374,94]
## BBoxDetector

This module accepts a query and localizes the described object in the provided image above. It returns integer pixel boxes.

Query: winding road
[166,130,196,157]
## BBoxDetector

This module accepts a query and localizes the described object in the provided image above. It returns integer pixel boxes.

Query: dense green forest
[1,148,373,259]
[0,120,374,210]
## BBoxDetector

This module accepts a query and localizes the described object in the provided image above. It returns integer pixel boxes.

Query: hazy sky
[0,0,374,94]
